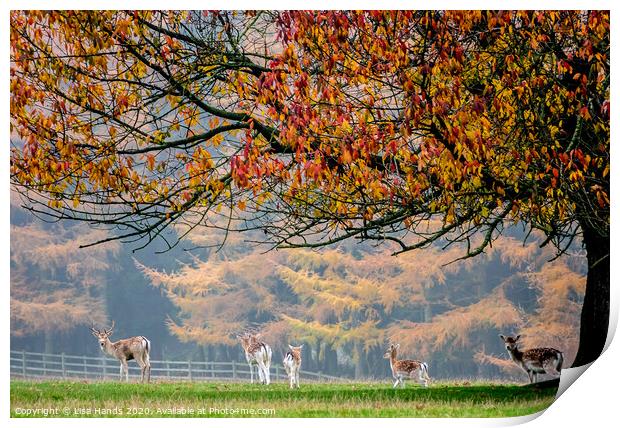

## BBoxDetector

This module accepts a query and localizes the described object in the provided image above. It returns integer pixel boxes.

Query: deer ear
[515,335,521,341]
[395,343,400,349]
[499,334,506,341]
[289,344,293,350]
[299,344,303,349]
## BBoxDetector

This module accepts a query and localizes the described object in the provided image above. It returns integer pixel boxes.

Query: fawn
[384,343,430,388]
[283,344,303,389]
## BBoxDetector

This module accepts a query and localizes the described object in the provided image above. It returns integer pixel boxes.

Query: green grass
[10,379,557,418]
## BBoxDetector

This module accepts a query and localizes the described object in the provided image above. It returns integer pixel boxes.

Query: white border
[3,2,617,427]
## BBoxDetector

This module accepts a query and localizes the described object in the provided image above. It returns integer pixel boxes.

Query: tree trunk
[322,344,338,375]
[572,222,610,367]
[424,304,433,322]
[354,343,369,379]
[44,329,54,354]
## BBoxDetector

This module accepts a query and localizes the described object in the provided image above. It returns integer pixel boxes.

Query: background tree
[10,199,119,353]
[11,194,184,358]
[10,10,608,366]
[136,226,284,363]
[138,218,585,379]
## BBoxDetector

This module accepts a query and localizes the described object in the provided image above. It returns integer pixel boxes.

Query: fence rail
[10,350,346,382]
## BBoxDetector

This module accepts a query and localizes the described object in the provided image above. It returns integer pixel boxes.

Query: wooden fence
[10,350,346,382]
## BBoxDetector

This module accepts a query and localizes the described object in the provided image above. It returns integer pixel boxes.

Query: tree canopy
[10,10,609,366]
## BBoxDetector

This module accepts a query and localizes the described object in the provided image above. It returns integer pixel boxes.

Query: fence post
[188,360,193,381]
[232,361,236,379]
[22,351,26,378]
[61,353,66,379]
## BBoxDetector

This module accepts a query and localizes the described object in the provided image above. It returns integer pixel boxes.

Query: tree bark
[44,329,54,354]
[572,222,610,367]
[322,344,338,374]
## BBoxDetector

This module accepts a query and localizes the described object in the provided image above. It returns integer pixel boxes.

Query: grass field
[10,379,557,418]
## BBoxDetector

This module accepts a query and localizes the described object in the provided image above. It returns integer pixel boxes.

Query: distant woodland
[11,198,585,380]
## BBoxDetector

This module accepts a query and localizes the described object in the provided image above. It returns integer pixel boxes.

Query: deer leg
[555,355,564,374]
[418,370,426,387]
[392,376,400,388]
[144,354,151,383]
[135,356,145,383]
[257,364,265,384]
[122,360,129,382]
[257,360,268,385]
[263,359,271,385]
[119,360,129,382]
[295,366,300,388]
[544,360,561,377]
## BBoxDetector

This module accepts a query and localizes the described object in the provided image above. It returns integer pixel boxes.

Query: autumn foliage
[10,11,609,366]
[10,11,608,249]
[137,221,585,378]
[11,200,119,337]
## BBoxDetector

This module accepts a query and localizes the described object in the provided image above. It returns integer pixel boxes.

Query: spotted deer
[238,332,272,385]
[499,334,563,383]
[90,321,151,383]
[283,344,303,389]
[384,343,430,388]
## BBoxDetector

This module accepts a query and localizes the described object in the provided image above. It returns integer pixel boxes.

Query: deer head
[288,344,303,355]
[384,343,400,359]
[91,320,115,350]
[237,332,253,350]
[499,334,521,352]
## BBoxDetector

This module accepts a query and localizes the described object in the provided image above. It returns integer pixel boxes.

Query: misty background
[10,196,586,381]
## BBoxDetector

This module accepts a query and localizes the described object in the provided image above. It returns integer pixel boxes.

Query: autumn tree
[10,199,119,353]
[135,228,284,357]
[391,235,586,378]
[10,11,609,366]
[138,217,585,378]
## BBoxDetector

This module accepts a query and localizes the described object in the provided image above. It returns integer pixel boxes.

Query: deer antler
[105,320,115,335]
[235,331,249,340]
[89,320,99,335]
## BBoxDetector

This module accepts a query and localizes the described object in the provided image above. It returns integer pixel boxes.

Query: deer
[238,332,272,385]
[384,343,430,388]
[90,321,151,383]
[283,344,303,389]
[499,334,563,384]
